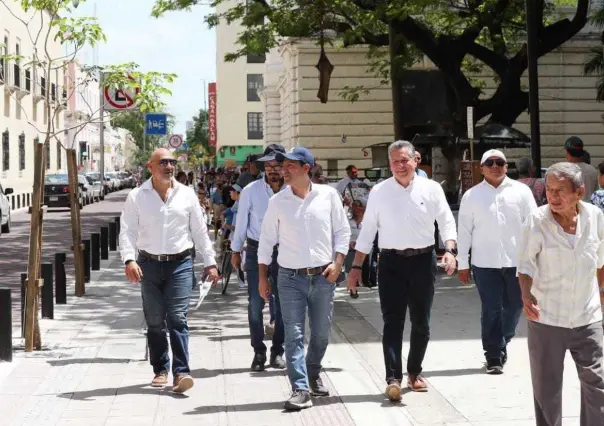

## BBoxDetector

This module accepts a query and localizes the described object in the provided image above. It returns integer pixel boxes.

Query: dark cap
[564,136,584,151]
[257,144,286,162]
[276,146,315,166]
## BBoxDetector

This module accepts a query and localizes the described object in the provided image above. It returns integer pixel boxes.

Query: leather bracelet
[351,265,362,270]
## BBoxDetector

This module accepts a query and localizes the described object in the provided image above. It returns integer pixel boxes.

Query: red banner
[208,82,217,147]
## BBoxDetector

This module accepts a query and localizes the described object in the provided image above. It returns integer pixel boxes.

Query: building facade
[0,3,67,210]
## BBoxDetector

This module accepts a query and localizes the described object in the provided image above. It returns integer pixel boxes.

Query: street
[0,193,586,426]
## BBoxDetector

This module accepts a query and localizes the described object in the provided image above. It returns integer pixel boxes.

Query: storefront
[216,145,264,166]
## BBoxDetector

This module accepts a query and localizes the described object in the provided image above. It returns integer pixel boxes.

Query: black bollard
[83,240,91,283]
[55,253,66,304]
[108,222,117,252]
[20,273,27,338]
[91,233,101,270]
[100,226,109,260]
[0,288,12,362]
[41,263,54,319]
[114,216,120,240]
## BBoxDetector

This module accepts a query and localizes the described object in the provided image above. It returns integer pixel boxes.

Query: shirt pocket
[537,246,568,285]
[580,240,599,271]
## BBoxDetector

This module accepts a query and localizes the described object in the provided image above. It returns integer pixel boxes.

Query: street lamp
[525,0,542,177]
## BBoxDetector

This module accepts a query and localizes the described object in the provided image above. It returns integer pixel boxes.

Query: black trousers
[378,250,435,381]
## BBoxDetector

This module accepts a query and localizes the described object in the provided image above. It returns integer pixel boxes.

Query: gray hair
[516,157,534,176]
[388,140,416,159]
[545,162,584,191]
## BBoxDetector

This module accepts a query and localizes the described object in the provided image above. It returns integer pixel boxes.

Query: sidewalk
[0,254,585,426]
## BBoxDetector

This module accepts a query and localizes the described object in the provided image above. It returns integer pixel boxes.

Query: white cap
[480,149,507,165]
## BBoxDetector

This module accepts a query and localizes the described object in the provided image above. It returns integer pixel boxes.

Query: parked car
[85,173,105,201]
[0,182,13,236]
[78,174,94,205]
[44,174,85,209]
[105,172,120,192]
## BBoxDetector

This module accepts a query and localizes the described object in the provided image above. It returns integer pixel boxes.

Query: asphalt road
[0,190,130,332]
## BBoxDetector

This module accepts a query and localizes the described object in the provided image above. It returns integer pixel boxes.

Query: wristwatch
[351,265,362,270]
[125,260,134,266]
[445,248,458,256]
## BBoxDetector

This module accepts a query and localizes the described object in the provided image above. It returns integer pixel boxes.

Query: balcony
[4,62,17,92]
[0,58,4,85]
[55,85,67,111]
[15,66,30,100]
[32,76,46,103]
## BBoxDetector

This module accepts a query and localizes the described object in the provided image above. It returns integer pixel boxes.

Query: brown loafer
[173,374,194,393]
[151,372,168,388]
[385,379,402,402]
[407,374,428,392]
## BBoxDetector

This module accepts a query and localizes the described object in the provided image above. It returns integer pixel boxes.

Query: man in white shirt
[336,164,360,196]
[259,146,350,411]
[518,162,604,426]
[457,149,537,374]
[119,148,219,393]
[231,144,287,372]
[348,140,457,401]
[415,151,428,178]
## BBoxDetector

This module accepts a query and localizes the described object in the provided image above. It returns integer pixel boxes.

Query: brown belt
[284,264,330,276]
[382,246,434,257]
[139,248,192,262]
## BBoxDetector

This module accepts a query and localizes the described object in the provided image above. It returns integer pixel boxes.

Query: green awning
[216,145,264,166]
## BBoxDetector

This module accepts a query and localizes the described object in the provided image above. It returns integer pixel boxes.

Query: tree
[153,0,588,136]
[184,108,213,169]
[584,0,604,101]
[1,0,176,352]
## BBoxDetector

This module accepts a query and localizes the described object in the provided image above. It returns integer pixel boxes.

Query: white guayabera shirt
[517,202,604,329]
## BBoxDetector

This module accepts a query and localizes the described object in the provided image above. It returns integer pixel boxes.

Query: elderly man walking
[348,140,457,401]
[518,162,604,426]
[259,146,350,411]
[120,148,219,393]
[457,149,537,374]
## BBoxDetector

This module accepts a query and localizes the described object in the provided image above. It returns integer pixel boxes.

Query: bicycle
[220,238,233,295]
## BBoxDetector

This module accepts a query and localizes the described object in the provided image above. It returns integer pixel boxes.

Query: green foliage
[584,0,604,102]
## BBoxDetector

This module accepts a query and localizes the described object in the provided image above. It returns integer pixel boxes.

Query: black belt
[139,248,192,262]
[382,246,434,257]
[284,264,330,276]
[247,238,278,250]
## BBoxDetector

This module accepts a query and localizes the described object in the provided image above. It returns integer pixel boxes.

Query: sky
[74,0,216,136]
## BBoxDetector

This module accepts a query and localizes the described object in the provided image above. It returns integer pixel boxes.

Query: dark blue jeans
[139,254,193,376]
[245,242,284,356]
[471,266,523,361]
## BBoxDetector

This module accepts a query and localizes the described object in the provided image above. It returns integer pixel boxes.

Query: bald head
[147,148,176,184]
[149,148,173,164]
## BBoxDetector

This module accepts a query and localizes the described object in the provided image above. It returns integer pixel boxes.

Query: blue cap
[276,146,315,166]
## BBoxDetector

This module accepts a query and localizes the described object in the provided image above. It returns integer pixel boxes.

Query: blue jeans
[472,266,523,361]
[278,267,335,391]
[138,254,193,376]
[246,242,284,356]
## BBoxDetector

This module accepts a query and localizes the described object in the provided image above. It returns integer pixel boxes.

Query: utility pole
[99,71,105,183]
[389,22,405,141]
[525,0,542,177]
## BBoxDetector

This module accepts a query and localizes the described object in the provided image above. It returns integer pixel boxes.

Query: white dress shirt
[355,176,457,255]
[259,183,351,269]
[231,178,282,252]
[517,202,604,328]
[457,177,537,270]
[119,178,216,268]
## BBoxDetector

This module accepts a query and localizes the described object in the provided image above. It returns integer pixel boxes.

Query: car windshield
[45,174,69,184]
[87,173,100,180]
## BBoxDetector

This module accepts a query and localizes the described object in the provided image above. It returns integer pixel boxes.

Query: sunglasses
[483,159,506,168]
[159,159,177,167]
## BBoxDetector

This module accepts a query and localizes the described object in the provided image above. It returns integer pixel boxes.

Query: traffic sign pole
[99,72,105,183]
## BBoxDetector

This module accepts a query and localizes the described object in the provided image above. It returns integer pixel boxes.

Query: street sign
[168,134,183,149]
[466,106,474,139]
[145,113,168,136]
[103,73,140,111]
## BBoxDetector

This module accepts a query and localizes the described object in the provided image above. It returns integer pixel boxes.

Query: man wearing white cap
[457,149,537,374]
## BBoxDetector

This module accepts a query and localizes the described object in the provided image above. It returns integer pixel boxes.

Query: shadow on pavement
[47,357,132,366]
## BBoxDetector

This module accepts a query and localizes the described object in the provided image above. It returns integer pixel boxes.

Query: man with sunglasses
[231,144,287,372]
[120,148,219,393]
[457,149,537,374]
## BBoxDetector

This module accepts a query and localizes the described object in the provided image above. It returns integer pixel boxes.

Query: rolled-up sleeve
[119,190,139,263]
[597,209,604,268]
[189,192,217,267]
[232,185,251,252]
[434,183,457,243]
[517,213,541,279]
[331,190,351,256]
[456,192,473,270]
[258,197,279,265]
[355,190,379,255]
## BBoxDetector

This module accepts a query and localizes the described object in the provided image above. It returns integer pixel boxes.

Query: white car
[0,182,13,237]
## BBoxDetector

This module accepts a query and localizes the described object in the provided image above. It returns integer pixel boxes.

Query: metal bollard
[20,273,27,338]
[115,216,120,242]
[108,222,117,252]
[83,240,91,283]
[91,233,101,271]
[41,263,54,319]
[54,253,67,305]
[0,288,12,362]
[100,226,109,260]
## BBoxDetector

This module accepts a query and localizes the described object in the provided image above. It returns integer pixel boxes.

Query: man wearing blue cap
[231,144,287,372]
[258,146,351,411]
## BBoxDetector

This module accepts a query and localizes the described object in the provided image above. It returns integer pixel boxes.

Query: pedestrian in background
[517,157,547,206]
[348,140,457,401]
[119,148,219,394]
[518,162,604,426]
[259,146,350,411]
[457,149,537,374]
[564,136,598,201]
[590,161,604,211]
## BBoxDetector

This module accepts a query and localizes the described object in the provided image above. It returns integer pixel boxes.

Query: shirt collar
[480,176,511,190]
[142,177,177,191]
[544,201,589,243]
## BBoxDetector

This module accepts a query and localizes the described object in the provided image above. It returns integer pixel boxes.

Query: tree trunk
[67,149,85,296]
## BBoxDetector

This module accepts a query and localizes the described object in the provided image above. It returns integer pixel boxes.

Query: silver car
[0,182,13,237]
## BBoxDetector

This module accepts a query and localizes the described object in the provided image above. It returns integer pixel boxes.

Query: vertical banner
[208,82,217,147]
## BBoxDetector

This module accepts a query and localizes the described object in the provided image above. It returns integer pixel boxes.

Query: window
[247,74,263,102]
[247,54,266,64]
[18,133,25,171]
[327,159,338,177]
[44,139,50,170]
[247,112,263,140]
[2,130,9,171]
[56,141,61,170]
